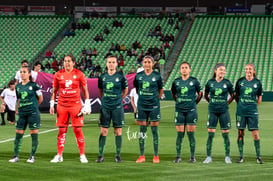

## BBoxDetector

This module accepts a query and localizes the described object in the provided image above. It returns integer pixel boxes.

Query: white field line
[0,105,174,144]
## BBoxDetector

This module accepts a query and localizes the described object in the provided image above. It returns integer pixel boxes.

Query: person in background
[0,80,17,125]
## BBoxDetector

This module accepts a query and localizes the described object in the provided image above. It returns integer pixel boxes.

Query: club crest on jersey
[115,77,119,82]
[254,83,257,88]
[29,86,33,90]
[189,81,193,86]
[73,75,77,79]
[223,83,227,88]
[152,77,156,81]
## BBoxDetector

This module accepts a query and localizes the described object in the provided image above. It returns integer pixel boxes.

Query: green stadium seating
[164,16,273,91]
[0,15,70,87]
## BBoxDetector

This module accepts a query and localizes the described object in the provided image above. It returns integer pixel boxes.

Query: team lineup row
[3,55,262,164]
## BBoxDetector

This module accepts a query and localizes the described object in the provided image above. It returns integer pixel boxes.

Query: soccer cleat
[80,155,88,163]
[189,157,196,163]
[203,156,212,164]
[115,156,122,163]
[153,155,160,163]
[9,156,19,163]
[1,122,6,126]
[136,155,145,163]
[256,157,264,164]
[26,156,35,163]
[50,155,63,163]
[225,156,232,164]
[96,156,104,163]
[173,157,182,163]
[236,157,244,163]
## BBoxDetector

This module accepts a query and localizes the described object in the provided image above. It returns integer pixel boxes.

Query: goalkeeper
[49,54,91,163]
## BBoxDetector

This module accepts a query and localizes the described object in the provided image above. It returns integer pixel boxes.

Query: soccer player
[96,55,128,163]
[9,66,43,163]
[235,63,263,164]
[50,54,91,163]
[203,63,234,164]
[171,62,202,163]
[134,55,163,163]
[0,80,17,125]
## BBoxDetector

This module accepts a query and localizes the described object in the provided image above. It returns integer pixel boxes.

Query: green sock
[237,139,244,158]
[14,133,23,157]
[254,140,261,157]
[31,134,39,157]
[139,125,147,156]
[98,135,106,157]
[151,126,159,156]
[206,132,215,157]
[176,132,185,157]
[187,132,195,158]
[222,132,230,157]
[115,135,122,157]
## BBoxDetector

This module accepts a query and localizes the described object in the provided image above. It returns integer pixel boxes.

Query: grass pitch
[0,101,272,181]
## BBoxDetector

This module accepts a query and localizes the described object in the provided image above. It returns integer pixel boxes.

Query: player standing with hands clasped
[9,66,43,163]
[203,63,234,164]
[235,63,263,164]
[96,55,128,163]
[171,62,202,163]
[134,55,163,163]
[50,54,91,163]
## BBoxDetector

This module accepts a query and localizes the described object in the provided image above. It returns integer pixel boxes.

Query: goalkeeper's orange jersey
[53,68,87,107]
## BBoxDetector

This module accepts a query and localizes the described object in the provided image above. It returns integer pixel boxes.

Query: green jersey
[133,71,163,111]
[15,81,41,115]
[98,71,128,110]
[235,77,262,116]
[171,76,201,112]
[205,78,233,113]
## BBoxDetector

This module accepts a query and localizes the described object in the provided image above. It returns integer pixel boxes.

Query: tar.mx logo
[126,126,147,141]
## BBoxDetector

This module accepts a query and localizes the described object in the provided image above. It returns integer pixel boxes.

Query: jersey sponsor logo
[60,75,64,80]
[176,82,180,86]
[73,75,77,79]
[244,87,252,95]
[142,81,150,89]
[29,86,33,90]
[210,83,214,88]
[180,86,188,95]
[103,77,106,81]
[21,91,28,99]
[106,82,114,89]
[215,88,222,96]
[115,77,120,82]
[65,80,72,88]
[139,77,143,80]
[240,82,244,86]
